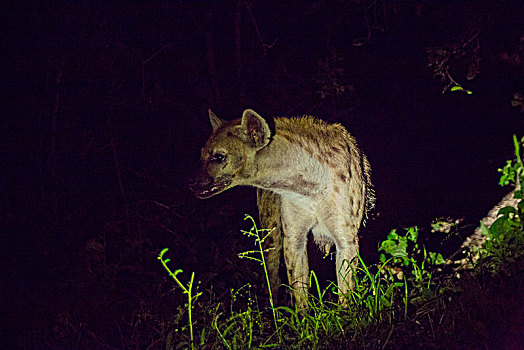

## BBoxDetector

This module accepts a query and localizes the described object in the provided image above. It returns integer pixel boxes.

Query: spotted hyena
[190,109,374,308]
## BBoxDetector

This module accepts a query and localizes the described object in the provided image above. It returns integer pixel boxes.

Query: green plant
[274,283,348,349]
[498,135,523,191]
[213,285,259,349]
[379,227,445,295]
[349,254,405,323]
[158,248,202,350]
[478,135,524,264]
[237,215,281,332]
[237,216,368,346]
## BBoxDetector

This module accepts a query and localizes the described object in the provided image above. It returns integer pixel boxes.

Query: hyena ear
[208,109,223,133]
[240,109,271,149]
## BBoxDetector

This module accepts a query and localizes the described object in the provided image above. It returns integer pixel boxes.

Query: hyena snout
[189,172,231,199]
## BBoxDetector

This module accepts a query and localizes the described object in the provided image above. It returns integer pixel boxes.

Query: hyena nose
[188,177,199,191]
[188,174,210,193]
[188,170,203,187]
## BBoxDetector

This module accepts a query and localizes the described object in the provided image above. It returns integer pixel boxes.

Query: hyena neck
[249,132,327,198]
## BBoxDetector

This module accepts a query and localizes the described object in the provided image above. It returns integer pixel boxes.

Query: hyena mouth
[190,177,231,199]
[194,185,223,199]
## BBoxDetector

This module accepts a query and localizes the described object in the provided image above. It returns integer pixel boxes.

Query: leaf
[200,329,206,346]
[430,252,445,265]
[513,134,520,159]
[518,200,524,213]
[387,230,398,240]
[497,206,517,216]
[390,239,408,258]
[407,227,418,242]
[450,85,473,94]
[479,221,490,236]
[489,217,511,238]
[379,240,397,252]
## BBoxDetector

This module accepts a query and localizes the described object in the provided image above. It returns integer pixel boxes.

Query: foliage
[379,227,445,288]
[237,215,280,333]
[498,135,524,190]
[477,135,524,268]
[159,220,452,348]
[157,136,524,349]
[159,248,203,350]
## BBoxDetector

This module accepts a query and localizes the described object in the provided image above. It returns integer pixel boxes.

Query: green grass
[160,135,524,349]
[159,248,203,350]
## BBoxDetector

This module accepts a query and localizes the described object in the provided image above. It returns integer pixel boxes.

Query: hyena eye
[211,153,225,163]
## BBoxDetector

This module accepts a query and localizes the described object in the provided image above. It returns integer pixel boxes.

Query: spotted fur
[191,109,374,308]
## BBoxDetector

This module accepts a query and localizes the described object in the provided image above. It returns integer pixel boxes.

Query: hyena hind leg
[335,242,359,305]
[257,189,283,304]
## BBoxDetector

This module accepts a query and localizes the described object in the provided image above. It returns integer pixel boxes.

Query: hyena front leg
[256,189,283,304]
[280,199,316,309]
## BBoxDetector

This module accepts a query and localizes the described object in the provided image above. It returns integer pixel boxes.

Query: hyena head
[190,109,271,199]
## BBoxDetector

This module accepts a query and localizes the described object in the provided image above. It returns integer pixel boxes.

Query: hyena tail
[360,150,375,226]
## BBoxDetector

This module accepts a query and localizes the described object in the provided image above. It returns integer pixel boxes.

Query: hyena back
[190,109,374,308]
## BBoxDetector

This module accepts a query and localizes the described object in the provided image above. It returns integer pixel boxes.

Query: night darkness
[2,1,524,348]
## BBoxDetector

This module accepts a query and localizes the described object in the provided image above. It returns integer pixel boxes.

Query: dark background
[1,1,523,348]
